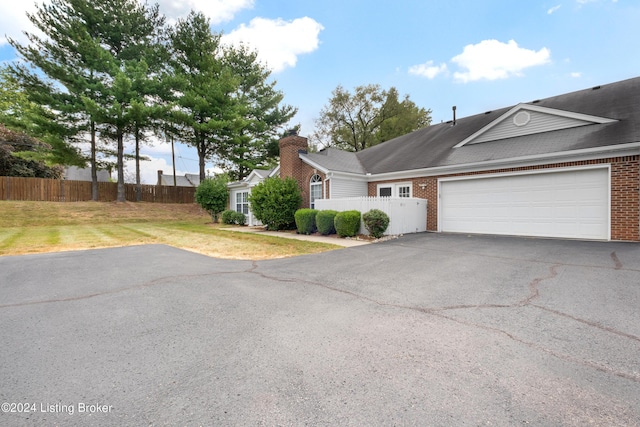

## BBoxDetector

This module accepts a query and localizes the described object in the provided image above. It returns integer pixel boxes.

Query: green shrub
[232,211,246,225]
[222,210,246,225]
[363,209,390,238]
[221,209,236,224]
[195,175,229,223]
[334,210,361,237]
[316,210,338,235]
[295,208,317,235]
[248,177,302,230]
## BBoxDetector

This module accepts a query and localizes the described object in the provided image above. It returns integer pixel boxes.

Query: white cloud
[0,3,38,46]
[451,39,551,83]
[1,0,254,46]
[221,17,324,73]
[547,4,562,14]
[570,72,582,78]
[155,0,254,25]
[408,61,448,79]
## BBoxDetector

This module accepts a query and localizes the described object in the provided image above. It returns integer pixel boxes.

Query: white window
[235,191,249,215]
[377,182,412,198]
[398,185,411,198]
[310,174,323,209]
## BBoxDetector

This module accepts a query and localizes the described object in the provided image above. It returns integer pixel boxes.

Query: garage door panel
[440,168,609,240]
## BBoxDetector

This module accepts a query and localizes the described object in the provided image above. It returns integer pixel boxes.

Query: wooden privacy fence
[0,176,196,203]
[315,196,428,235]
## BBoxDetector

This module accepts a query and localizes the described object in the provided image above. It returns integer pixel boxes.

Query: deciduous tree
[312,84,431,151]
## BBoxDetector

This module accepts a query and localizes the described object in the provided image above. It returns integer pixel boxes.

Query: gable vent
[513,111,531,127]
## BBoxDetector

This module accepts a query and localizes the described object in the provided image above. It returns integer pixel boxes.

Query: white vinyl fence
[315,197,427,235]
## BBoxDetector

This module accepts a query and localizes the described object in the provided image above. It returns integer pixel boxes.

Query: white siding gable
[455,104,617,147]
[246,173,264,185]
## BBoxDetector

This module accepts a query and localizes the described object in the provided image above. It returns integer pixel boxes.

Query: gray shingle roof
[300,148,366,174]
[253,168,275,178]
[160,175,195,187]
[355,76,640,174]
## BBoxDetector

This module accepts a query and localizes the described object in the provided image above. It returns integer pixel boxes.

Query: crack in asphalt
[244,262,640,384]
[383,240,640,272]
[0,269,249,309]
[3,254,638,383]
[611,251,624,269]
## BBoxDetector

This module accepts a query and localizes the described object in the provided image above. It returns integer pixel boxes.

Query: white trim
[437,164,612,240]
[454,104,618,148]
[377,181,412,198]
[310,174,323,208]
[298,154,329,174]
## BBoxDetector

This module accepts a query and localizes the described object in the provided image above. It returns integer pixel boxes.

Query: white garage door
[439,167,609,240]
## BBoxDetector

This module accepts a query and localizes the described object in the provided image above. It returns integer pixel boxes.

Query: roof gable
[244,169,270,184]
[455,104,617,147]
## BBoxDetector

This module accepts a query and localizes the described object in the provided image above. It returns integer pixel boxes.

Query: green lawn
[0,201,340,259]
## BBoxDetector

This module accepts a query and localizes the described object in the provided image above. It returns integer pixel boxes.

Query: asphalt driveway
[1,233,639,426]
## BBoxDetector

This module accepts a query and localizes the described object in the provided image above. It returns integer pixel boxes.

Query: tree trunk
[198,140,206,181]
[90,121,98,201]
[135,130,141,202]
[117,130,125,202]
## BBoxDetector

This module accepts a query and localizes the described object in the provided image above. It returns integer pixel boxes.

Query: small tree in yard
[195,175,229,223]
[249,177,302,230]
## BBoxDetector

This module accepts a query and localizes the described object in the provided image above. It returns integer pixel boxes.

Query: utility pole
[171,136,176,187]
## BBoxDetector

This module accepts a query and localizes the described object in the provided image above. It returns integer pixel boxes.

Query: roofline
[298,153,330,174]
[326,170,369,180]
[454,103,619,148]
[367,141,640,181]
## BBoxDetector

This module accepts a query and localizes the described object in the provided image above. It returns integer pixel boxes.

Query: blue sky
[2,0,639,183]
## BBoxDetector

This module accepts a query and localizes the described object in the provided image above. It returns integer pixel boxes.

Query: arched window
[310,174,323,209]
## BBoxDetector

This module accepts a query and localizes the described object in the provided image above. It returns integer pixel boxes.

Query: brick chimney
[279,132,310,206]
[279,133,308,179]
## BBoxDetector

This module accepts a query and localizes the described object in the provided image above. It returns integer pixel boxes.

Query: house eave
[298,154,330,174]
[367,141,640,181]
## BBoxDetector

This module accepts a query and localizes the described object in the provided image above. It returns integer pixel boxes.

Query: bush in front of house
[249,176,302,230]
[221,209,236,224]
[316,210,338,235]
[232,211,246,225]
[295,208,317,235]
[195,174,229,223]
[221,210,246,225]
[363,209,390,238]
[334,210,361,237]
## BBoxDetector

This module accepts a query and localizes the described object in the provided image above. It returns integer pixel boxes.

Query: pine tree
[167,11,238,182]
[10,0,166,202]
[218,44,297,180]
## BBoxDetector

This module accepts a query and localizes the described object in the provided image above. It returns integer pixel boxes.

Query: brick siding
[368,156,640,241]
[278,135,326,209]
